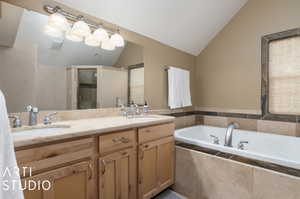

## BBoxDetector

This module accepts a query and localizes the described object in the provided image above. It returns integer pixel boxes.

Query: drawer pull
[101,160,106,175]
[112,137,130,143]
[46,153,58,158]
[88,163,93,180]
[101,159,113,175]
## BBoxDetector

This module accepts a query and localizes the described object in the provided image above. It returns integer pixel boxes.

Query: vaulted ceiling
[55,0,248,56]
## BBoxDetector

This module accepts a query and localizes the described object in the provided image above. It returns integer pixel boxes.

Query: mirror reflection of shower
[0,2,144,113]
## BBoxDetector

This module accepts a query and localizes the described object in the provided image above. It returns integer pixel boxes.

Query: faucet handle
[32,107,39,113]
[26,105,33,112]
[238,141,249,150]
[9,115,22,128]
[210,135,220,145]
[44,112,57,125]
[26,105,39,113]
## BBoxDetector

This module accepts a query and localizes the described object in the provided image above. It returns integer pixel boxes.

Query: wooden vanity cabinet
[22,160,95,199]
[138,123,175,199]
[16,122,175,199]
[17,137,97,199]
[99,148,137,199]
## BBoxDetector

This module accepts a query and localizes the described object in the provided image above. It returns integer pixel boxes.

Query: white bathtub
[175,125,300,170]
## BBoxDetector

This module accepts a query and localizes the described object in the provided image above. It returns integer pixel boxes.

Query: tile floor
[154,189,187,199]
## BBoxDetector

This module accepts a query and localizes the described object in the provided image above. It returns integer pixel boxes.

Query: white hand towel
[168,66,192,109]
[0,90,24,199]
[181,69,192,107]
[168,67,182,109]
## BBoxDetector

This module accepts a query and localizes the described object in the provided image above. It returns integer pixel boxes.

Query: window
[128,63,144,105]
[262,28,300,120]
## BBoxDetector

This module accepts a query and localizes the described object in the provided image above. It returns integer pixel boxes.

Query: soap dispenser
[143,101,149,115]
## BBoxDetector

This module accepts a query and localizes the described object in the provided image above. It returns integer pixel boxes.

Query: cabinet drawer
[138,123,174,144]
[99,130,136,155]
[16,138,95,177]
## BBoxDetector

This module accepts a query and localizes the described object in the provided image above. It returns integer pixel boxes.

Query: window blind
[269,36,300,115]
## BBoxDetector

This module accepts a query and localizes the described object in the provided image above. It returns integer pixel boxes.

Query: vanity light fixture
[65,29,83,42]
[43,5,125,50]
[110,30,125,47]
[85,33,101,47]
[93,27,109,43]
[47,12,70,31]
[44,7,70,39]
[43,24,64,38]
[70,17,91,37]
[101,38,116,51]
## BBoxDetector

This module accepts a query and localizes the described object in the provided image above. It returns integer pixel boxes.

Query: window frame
[127,63,144,105]
[261,28,300,122]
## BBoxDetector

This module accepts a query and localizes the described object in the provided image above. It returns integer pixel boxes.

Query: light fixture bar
[43,5,116,35]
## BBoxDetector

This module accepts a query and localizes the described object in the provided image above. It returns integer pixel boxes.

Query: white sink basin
[13,127,69,136]
[127,115,158,120]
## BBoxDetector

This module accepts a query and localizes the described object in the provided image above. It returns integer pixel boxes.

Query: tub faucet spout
[224,122,239,147]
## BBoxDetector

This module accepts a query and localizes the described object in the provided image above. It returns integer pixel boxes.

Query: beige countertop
[12,115,175,148]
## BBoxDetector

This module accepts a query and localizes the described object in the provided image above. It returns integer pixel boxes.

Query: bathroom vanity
[13,116,175,199]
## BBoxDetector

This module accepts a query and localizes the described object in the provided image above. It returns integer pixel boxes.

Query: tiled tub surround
[175,125,300,170]
[174,146,300,199]
[170,112,300,137]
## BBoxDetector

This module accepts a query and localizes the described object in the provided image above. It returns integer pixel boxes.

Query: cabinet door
[157,138,174,192]
[99,149,137,199]
[138,136,174,199]
[22,161,95,199]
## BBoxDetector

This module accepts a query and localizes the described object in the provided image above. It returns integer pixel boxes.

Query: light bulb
[48,13,70,31]
[44,24,64,38]
[93,28,109,42]
[85,34,100,47]
[65,30,83,42]
[101,39,116,51]
[71,20,91,37]
[110,33,125,47]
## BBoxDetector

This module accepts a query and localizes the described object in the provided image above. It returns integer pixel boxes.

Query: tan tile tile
[253,167,300,199]
[174,146,253,199]
[174,115,197,129]
[175,117,187,129]
[257,120,297,136]
[203,116,228,127]
[296,123,300,137]
[195,115,203,125]
[227,117,257,131]
[183,115,196,127]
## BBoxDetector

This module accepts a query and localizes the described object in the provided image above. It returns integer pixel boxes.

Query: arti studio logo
[1,167,51,191]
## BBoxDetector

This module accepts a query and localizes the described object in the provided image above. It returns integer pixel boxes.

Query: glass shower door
[77,68,97,109]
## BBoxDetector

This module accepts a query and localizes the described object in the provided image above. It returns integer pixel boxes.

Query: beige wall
[196,0,300,112]
[115,42,143,67]
[4,0,196,111]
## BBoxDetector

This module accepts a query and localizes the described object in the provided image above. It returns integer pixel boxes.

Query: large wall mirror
[0,2,144,113]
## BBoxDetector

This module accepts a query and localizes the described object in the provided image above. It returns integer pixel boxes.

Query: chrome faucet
[26,105,39,126]
[44,112,58,125]
[224,122,239,147]
[9,115,22,128]
[121,102,149,118]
